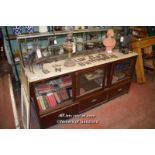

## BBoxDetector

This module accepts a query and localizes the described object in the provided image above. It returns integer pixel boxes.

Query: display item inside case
[33,74,72,113]
[112,59,133,84]
[78,69,104,96]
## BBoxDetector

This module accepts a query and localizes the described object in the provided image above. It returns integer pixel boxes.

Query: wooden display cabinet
[21,50,137,128]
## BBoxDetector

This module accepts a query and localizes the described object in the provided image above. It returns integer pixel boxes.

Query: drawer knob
[91,99,97,103]
[118,88,122,92]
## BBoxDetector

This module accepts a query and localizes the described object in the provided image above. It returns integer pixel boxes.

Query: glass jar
[76,37,83,52]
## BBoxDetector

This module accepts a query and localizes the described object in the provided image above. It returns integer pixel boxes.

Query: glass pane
[79,69,104,96]
[112,60,131,84]
[34,74,72,112]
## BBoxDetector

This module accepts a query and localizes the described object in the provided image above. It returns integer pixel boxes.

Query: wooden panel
[0,74,15,128]
[108,81,130,100]
[134,48,146,83]
[20,63,30,99]
[132,36,155,49]
[40,103,79,128]
[78,90,108,112]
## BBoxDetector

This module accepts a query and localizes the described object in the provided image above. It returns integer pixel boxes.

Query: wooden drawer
[108,82,131,100]
[40,103,79,128]
[79,90,108,112]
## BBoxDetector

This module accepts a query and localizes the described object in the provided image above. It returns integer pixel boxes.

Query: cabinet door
[76,65,106,97]
[110,57,136,85]
[31,73,74,115]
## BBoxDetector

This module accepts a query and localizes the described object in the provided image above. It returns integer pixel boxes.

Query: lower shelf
[35,81,131,128]
[40,102,79,128]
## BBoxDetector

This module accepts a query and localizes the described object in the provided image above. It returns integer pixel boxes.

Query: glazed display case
[20,50,137,128]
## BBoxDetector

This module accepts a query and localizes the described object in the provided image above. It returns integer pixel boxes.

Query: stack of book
[48,75,72,90]
[36,93,57,111]
[59,75,72,88]
[36,88,73,112]
[35,83,54,94]
[35,76,73,112]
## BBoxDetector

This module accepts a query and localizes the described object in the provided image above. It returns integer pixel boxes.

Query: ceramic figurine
[12,26,22,35]
[25,26,34,33]
[103,29,116,54]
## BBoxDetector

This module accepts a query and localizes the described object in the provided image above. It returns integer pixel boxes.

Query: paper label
[54,40,57,44]
[72,43,76,53]
[36,48,42,58]
[120,36,124,42]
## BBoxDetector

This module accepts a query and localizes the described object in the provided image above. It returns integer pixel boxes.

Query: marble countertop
[24,50,137,83]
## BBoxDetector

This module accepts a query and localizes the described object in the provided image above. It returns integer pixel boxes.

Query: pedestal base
[64,59,76,67]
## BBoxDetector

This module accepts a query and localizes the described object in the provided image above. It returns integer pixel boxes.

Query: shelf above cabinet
[6,34,17,40]
[5,27,121,41]
[14,28,121,40]
[6,32,40,40]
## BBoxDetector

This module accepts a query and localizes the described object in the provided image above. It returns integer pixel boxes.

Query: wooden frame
[21,84,30,129]
[29,55,137,128]
[131,36,155,83]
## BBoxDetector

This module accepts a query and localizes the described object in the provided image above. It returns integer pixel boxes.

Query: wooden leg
[135,48,146,83]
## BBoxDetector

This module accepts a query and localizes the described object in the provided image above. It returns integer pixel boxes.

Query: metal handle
[91,99,97,103]
[118,88,123,92]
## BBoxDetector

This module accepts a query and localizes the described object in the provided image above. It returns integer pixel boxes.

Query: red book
[45,95,52,108]
[36,97,43,112]
[59,89,69,100]
[50,94,57,107]
[53,92,61,104]
[36,84,53,94]
[47,93,57,107]
[56,91,63,102]
[46,94,53,107]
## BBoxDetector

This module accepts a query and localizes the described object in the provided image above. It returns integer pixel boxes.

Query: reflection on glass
[112,60,131,84]
[78,69,104,96]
